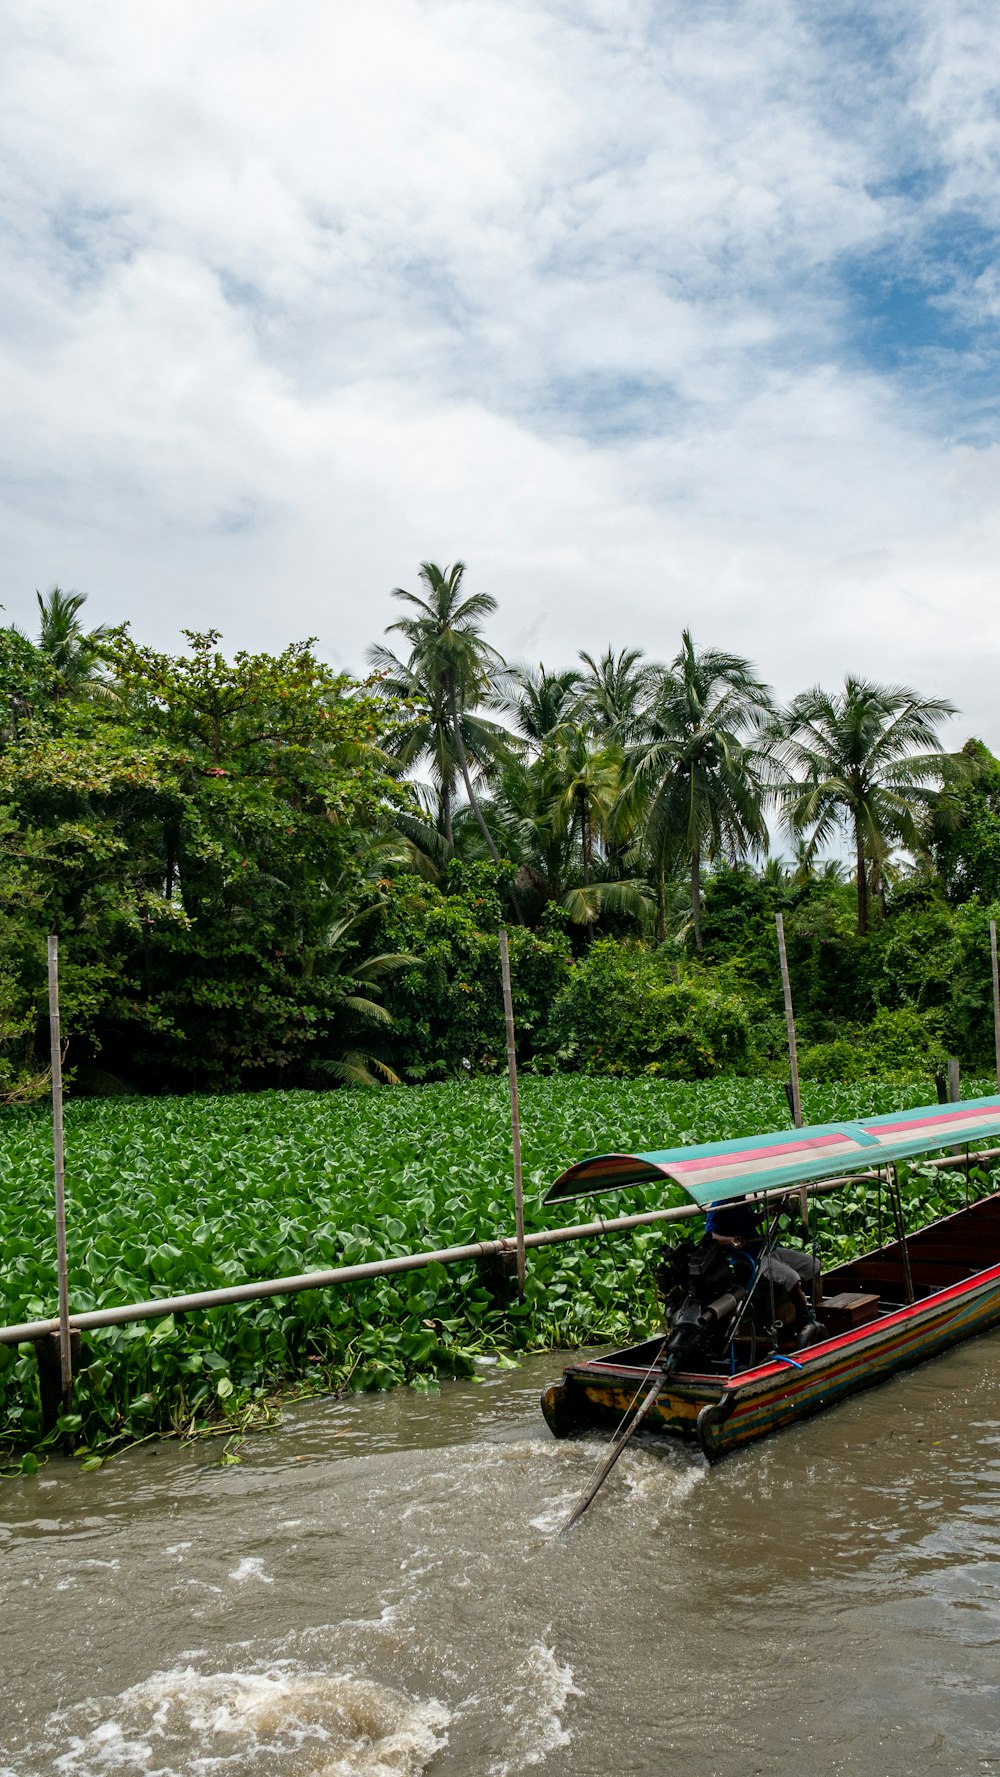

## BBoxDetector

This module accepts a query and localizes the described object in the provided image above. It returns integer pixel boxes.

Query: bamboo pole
[991,919,1000,1092]
[775,913,802,1128]
[47,936,72,1425]
[498,928,526,1299]
[887,1163,915,1306]
[775,912,809,1239]
[946,1056,962,1155]
[1,1201,706,1346]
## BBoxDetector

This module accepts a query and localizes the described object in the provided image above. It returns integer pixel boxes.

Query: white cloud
[0,0,998,744]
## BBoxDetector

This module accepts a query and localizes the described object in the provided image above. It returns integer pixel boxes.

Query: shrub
[800,1007,945,1084]
[862,1006,946,1076]
[798,1038,868,1083]
[541,939,750,1076]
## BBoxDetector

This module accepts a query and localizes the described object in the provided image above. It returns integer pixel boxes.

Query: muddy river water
[2,1338,1000,1776]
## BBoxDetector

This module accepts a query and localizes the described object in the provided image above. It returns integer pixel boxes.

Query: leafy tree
[622,631,776,947]
[931,738,1000,905]
[690,861,862,1055]
[798,1006,947,1083]
[368,868,572,1076]
[0,627,402,1091]
[0,708,188,1095]
[103,629,402,1086]
[780,677,956,935]
[0,625,56,746]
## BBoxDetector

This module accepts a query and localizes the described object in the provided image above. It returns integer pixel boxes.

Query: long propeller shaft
[559,1367,666,1534]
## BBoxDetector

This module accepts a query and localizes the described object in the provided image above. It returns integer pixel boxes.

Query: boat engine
[654,1237,749,1371]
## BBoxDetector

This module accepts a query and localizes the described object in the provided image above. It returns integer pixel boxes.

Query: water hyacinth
[0,1077,991,1464]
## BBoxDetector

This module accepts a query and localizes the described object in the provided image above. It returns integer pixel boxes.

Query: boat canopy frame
[543,1095,1000,1209]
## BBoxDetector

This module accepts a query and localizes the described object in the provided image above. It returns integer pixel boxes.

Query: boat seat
[818,1291,880,1333]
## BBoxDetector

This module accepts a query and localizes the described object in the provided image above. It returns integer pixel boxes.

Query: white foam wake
[47,1664,449,1777]
[489,1642,580,1774]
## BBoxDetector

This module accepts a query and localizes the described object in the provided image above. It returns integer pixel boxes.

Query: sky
[2,0,1000,742]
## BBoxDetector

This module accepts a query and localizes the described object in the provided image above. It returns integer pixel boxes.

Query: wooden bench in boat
[817,1291,881,1333]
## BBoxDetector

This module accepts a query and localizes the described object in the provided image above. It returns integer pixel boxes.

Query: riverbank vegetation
[3,571,1000,1098]
[1,1077,992,1466]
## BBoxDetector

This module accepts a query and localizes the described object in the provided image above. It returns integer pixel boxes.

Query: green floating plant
[0,1076,990,1464]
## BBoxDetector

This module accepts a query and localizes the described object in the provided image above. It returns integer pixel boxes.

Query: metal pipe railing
[2,1147,996,1348]
[0,1199,702,1346]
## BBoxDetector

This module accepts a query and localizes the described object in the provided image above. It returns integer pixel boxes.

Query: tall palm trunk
[581,792,594,943]
[855,823,869,936]
[435,723,454,847]
[656,858,666,945]
[448,680,500,864]
[690,846,703,951]
[446,676,524,925]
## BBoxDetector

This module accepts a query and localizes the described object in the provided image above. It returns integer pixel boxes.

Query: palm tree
[779,677,956,934]
[547,724,635,938]
[548,726,624,889]
[786,836,847,888]
[32,586,113,699]
[622,631,776,948]
[369,563,509,862]
[498,663,582,751]
[576,646,658,741]
[301,904,412,1085]
[367,650,508,847]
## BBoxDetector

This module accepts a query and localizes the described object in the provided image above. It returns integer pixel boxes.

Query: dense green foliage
[5,576,1000,1468]
[363,867,572,1077]
[542,940,751,1077]
[933,738,1000,905]
[0,618,405,1096]
[692,862,1000,1077]
[0,1076,989,1464]
[3,576,1000,1091]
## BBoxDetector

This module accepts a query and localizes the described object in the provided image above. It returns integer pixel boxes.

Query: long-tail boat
[541,1096,1000,1462]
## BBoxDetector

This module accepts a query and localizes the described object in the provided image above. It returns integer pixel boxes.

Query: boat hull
[542,1259,1000,1461]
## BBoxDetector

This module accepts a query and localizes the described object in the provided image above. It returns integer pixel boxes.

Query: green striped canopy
[544,1095,1000,1208]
